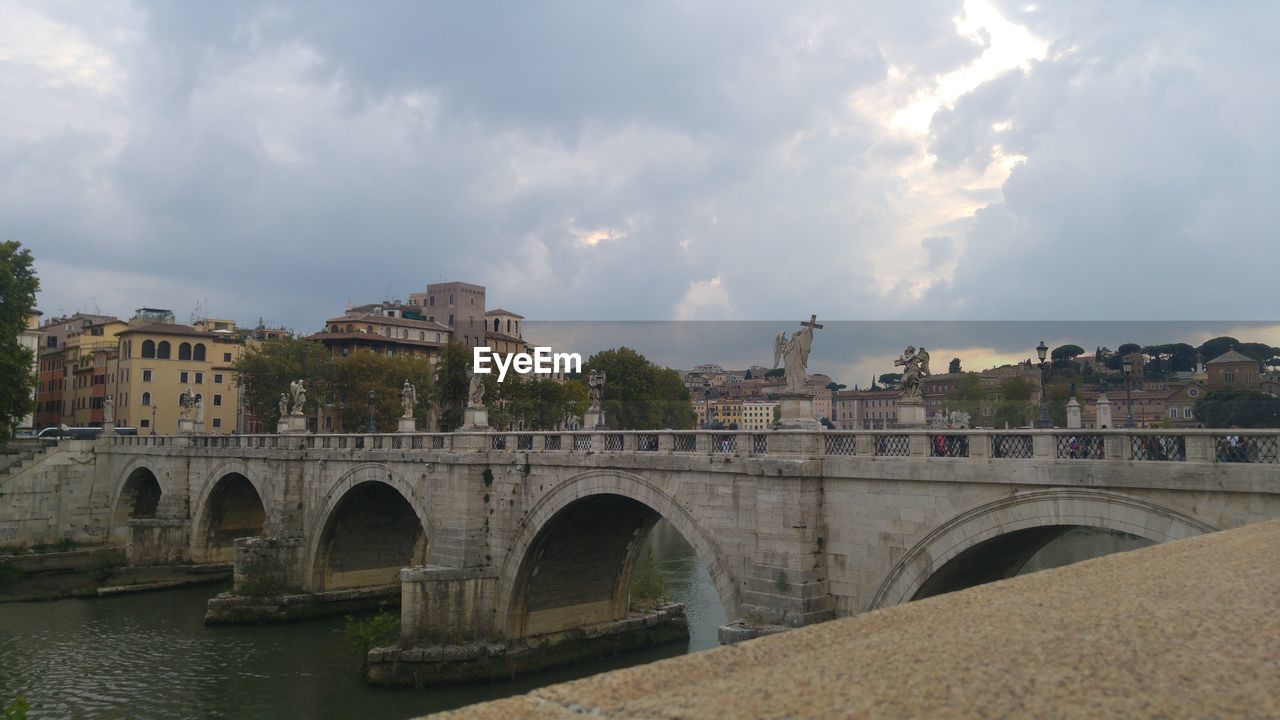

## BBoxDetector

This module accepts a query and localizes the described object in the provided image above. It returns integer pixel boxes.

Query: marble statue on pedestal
[772,315,823,394]
[894,346,931,401]
[401,379,417,418]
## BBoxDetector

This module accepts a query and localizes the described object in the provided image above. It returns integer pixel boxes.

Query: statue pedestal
[774,393,820,430]
[896,398,926,428]
[583,410,605,431]
[461,406,489,431]
[177,418,196,435]
[101,421,116,436]
[398,416,417,433]
[1095,394,1113,429]
[279,414,309,435]
[1066,397,1082,429]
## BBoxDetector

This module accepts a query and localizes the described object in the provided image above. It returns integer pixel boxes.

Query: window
[1183,407,1193,419]
[193,344,206,361]
[212,418,221,428]
[213,394,222,406]
[1224,370,1236,384]
[195,372,204,384]
[449,293,454,305]
[494,318,500,332]
[449,314,454,325]
[156,341,171,359]
[178,342,192,360]
[141,392,151,406]
[142,369,152,382]
[180,371,189,383]
[1168,408,1178,419]
[140,418,150,428]
[142,340,156,358]
[47,336,58,349]
[223,353,231,362]
[214,374,223,384]
[429,296,434,306]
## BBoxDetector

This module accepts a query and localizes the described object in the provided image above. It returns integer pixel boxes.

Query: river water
[0,524,724,720]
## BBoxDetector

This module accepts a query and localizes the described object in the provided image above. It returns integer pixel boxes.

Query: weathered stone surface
[430,520,1280,719]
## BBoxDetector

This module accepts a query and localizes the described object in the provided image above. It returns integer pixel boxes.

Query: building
[113,311,245,435]
[313,311,453,360]
[17,312,41,432]
[485,308,528,356]
[34,315,127,429]
[832,389,902,429]
[1205,349,1265,389]
[407,281,487,347]
[741,400,778,430]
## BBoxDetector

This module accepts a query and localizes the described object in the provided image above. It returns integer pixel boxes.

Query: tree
[948,357,962,374]
[825,381,846,392]
[582,347,697,429]
[235,337,335,429]
[993,377,1035,428]
[1194,389,1280,428]
[331,350,435,432]
[1050,344,1085,361]
[943,374,984,420]
[763,368,784,379]
[0,241,39,440]
[878,373,902,388]
[432,342,471,431]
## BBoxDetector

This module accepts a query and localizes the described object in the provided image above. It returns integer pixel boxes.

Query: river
[0,523,725,720]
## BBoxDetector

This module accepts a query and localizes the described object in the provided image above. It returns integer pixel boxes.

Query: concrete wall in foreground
[0,441,101,548]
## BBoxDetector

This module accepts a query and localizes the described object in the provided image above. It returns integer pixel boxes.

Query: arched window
[506,319,512,333]
[157,341,171,359]
[178,342,192,360]
[142,340,156,358]
[193,344,206,361]
[494,318,500,332]
[141,392,151,406]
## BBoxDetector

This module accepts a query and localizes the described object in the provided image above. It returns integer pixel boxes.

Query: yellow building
[113,314,245,435]
[63,320,129,427]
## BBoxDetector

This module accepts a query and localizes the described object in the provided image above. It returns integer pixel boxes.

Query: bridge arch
[495,469,737,641]
[871,489,1219,610]
[307,464,430,591]
[109,459,168,542]
[192,462,268,563]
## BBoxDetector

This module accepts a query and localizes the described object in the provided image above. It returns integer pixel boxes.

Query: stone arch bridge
[7,428,1278,653]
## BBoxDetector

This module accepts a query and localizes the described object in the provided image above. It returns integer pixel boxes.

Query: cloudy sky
[5,1,1277,332]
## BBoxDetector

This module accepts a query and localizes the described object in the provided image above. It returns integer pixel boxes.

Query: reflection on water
[0,521,724,720]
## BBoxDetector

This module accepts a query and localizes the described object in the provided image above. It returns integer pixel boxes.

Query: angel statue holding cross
[773,314,823,394]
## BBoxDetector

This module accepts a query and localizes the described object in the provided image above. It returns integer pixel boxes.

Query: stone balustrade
[104,428,1280,465]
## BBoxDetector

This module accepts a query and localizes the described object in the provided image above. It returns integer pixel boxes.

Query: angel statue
[773,315,823,394]
[466,364,486,408]
[894,346,931,400]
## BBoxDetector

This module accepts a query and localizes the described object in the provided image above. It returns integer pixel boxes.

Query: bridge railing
[102,429,1280,465]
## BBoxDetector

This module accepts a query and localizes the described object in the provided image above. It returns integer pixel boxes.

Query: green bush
[344,609,400,666]
[4,695,29,720]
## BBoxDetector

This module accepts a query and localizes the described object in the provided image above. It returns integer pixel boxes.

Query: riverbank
[0,546,230,602]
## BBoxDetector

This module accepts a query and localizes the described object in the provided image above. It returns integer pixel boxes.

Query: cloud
[4,1,1274,331]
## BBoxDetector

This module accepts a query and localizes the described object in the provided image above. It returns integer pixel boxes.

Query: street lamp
[366,389,376,433]
[1122,356,1136,428]
[1035,341,1052,428]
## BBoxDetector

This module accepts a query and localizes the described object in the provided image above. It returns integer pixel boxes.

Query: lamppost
[1035,341,1052,428]
[1122,356,1136,428]
[366,389,376,433]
